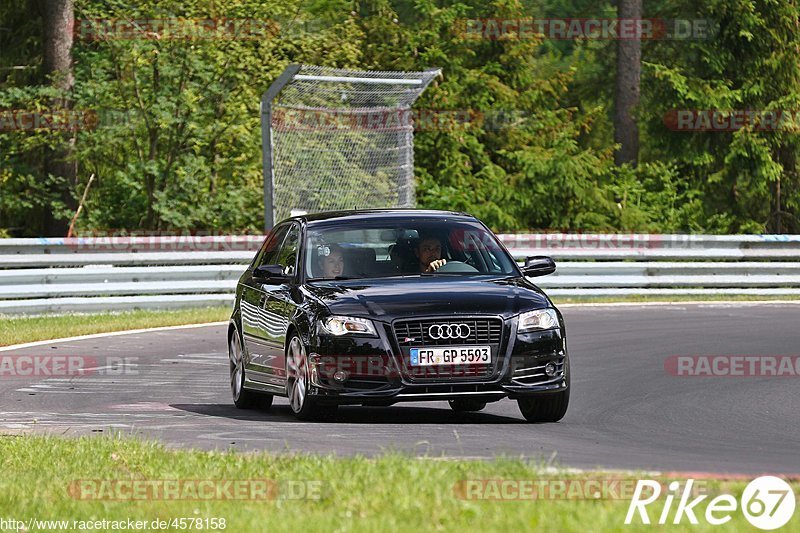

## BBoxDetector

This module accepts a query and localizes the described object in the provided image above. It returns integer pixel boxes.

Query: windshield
[304,218,518,280]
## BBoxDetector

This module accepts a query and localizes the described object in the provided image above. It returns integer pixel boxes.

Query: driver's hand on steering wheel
[425,259,447,272]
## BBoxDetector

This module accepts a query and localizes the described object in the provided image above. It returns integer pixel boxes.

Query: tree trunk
[42,0,77,236]
[613,0,642,167]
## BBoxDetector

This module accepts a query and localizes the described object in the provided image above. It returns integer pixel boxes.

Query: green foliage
[642,0,800,232]
[67,0,364,232]
[0,85,76,230]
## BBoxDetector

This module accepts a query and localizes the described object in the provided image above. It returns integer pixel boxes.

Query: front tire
[286,336,337,421]
[517,358,570,423]
[229,326,273,410]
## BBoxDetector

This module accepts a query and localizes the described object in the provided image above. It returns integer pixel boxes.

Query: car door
[240,224,288,383]
[261,223,302,381]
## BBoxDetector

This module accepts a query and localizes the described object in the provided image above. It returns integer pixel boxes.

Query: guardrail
[2,234,800,314]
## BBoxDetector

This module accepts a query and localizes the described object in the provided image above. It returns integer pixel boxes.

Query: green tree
[643,0,800,233]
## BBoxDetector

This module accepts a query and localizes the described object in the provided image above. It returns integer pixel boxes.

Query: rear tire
[286,336,338,421]
[229,326,273,410]
[448,399,487,412]
[517,357,570,423]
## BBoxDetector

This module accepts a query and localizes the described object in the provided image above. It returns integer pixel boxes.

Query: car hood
[302,276,551,322]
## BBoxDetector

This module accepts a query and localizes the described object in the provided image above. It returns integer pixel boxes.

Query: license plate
[409,346,491,366]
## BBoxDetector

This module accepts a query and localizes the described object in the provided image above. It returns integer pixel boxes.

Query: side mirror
[522,256,556,277]
[253,264,290,284]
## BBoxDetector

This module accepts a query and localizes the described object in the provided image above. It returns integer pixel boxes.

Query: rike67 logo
[625,476,796,530]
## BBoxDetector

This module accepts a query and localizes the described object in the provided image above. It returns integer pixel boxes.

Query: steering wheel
[435,261,479,273]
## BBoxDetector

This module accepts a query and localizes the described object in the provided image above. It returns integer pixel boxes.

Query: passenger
[415,234,447,272]
[317,244,345,278]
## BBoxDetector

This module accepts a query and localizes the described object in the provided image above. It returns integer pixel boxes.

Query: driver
[316,244,345,278]
[415,234,447,272]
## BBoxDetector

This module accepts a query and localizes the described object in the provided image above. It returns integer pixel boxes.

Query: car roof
[279,209,476,226]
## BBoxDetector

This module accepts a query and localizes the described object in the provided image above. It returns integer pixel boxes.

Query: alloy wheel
[229,330,244,400]
[287,337,308,414]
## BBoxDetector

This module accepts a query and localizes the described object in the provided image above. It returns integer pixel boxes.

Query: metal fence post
[261,64,301,231]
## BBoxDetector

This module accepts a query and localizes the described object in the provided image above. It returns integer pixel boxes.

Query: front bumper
[306,315,568,406]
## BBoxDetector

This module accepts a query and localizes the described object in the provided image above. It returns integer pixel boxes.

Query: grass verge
[0,307,230,347]
[0,435,794,532]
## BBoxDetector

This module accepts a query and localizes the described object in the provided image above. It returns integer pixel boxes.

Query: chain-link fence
[261,64,440,228]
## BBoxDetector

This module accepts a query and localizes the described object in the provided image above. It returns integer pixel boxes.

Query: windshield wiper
[307,276,358,281]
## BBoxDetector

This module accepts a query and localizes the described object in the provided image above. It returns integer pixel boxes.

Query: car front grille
[393,318,503,347]
[393,318,503,381]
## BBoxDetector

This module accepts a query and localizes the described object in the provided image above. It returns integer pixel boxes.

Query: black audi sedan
[227,210,569,422]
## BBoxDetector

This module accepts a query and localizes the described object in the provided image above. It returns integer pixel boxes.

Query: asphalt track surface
[1,303,798,474]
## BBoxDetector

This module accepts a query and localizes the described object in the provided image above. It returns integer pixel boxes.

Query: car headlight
[319,316,378,336]
[517,308,559,333]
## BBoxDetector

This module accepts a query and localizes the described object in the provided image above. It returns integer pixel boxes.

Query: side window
[252,225,289,268]
[276,224,300,276]
[484,249,503,273]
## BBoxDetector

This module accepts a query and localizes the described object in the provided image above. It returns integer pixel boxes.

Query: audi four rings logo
[428,323,471,340]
